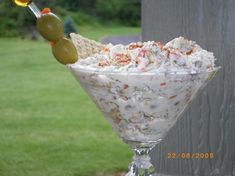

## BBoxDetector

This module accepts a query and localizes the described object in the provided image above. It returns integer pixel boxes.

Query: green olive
[36,13,64,42]
[52,38,78,64]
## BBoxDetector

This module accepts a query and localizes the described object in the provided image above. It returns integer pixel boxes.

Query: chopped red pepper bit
[103,47,110,52]
[114,54,131,65]
[98,60,110,67]
[128,43,143,50]
[138,49,147,57]
[123,84,129,89]
[186,49,193,55]
[154,41,164,49]
[41,8,51,14]
[136,58,140,64]
[123,96,128,101]
[169,95,177,99]
[162,48,170,57]
[50,41,55,47]
[160,82,166,86]
[114,116,122,123]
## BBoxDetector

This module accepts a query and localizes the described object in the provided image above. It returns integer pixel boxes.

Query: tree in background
[0,1,28,37]
[58,0,97,15]
[95,0,141,26]
[0,0,55,37]
[64,16,77,38]
[0,0,140,38]
[119,0,141,26]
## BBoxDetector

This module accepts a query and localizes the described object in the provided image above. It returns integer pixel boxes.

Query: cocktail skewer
[13,0,78,64]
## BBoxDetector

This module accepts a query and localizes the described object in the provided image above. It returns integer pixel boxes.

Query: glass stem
[28,2,41,18]
[126,147,156,176]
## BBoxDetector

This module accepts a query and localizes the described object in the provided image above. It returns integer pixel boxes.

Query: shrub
[95,0,140,26]
[64,16,77,38]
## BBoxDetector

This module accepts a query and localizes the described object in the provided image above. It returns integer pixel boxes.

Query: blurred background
[0,0,141,40]
[0,0,141,176]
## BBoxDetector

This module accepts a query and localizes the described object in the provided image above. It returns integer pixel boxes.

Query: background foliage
[0,0,141,37]
[0,1,141,175]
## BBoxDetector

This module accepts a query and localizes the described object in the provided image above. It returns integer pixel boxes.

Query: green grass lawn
[79,25,141,41]
[0,26,140,176]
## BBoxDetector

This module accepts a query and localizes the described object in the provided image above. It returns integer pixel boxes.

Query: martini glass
[68,64,219,176]
[12,2,219,175]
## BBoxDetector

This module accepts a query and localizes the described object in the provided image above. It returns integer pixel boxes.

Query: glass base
[126,147,156,176]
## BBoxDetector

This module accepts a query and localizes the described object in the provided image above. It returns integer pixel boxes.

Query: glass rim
[67,64,221,76]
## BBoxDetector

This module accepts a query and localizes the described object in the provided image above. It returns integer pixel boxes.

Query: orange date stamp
[167,152,214,159]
